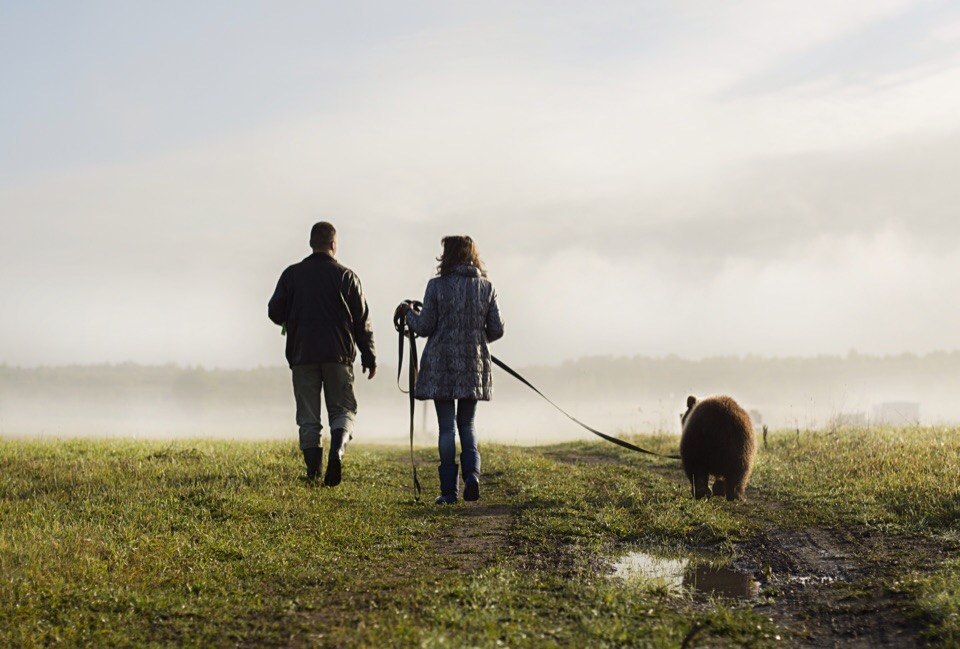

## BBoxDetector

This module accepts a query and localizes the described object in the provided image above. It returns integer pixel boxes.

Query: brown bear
[680,395,756,501]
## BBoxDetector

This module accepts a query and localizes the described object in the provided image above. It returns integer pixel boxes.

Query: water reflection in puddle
[611,553,688,590]
[611,552,759,600]
[687,564,760,599]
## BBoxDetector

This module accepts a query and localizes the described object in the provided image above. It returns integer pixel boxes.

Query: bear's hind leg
[711,478,726,498]
[692,473,710,500]
[725,476,746,501]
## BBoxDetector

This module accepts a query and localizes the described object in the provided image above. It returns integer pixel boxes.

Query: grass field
[1,428,958,647]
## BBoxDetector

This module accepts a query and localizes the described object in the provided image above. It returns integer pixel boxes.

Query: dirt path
[286,464,516,647]
[428,502,514,571]
[425,466,516,569]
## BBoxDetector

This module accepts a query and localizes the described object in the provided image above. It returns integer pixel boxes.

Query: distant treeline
[4,353,960,438]
[517,351,960,401]
[1,363,292,405]
[3,351,959,414]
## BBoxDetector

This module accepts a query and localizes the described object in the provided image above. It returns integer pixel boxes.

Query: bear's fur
[680,395,756,501]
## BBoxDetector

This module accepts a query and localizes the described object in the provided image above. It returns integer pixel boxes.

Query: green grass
[754,427,960,533]
[1,428,958,647]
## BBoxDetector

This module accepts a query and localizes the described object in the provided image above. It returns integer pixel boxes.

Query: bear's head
[680,395,697,426]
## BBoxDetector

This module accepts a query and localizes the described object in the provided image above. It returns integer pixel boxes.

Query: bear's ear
[686,395,697,408]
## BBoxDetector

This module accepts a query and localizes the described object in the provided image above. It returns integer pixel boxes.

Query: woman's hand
[394,302,412,321]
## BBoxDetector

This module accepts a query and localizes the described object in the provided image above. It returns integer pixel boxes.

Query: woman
[402,235,504,504]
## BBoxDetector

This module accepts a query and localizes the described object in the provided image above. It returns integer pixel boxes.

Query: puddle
[686,564,760,599]
[611,551,759,599]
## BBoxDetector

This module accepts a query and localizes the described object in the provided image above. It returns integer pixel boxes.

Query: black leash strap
[489,356,681,460]
[394,301,423,500]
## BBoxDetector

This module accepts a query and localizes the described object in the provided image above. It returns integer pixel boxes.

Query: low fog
[1,353,954,445]
[3,2,960,443]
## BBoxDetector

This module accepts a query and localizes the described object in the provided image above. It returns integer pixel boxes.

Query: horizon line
[3,348,960,372]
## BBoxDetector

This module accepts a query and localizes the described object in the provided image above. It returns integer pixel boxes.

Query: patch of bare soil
[286,466,516,647]
[740,526,942,647]
[429,503,514,571]
[542,448,625,466]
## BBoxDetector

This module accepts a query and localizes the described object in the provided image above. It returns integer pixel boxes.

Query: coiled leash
[394,300,423,501]
[395,300,680,498]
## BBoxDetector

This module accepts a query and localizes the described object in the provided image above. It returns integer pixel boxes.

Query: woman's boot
[463,475,480,502]
[435,463,459,504]
[461,462,480,502]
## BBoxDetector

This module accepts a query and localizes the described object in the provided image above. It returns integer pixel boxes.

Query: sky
[3,0,960,368]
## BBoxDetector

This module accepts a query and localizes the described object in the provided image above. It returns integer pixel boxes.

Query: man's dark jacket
[268,252,376,369]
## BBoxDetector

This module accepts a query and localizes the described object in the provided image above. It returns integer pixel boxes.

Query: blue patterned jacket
[406,264,504,401]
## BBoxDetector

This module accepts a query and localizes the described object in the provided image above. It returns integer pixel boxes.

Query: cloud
[721,0,960,97]
[2,1,960,366]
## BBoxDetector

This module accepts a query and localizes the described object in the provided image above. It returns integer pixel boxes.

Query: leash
[489,356,681,460]
[394,300,423,501]
[394,300,679,497]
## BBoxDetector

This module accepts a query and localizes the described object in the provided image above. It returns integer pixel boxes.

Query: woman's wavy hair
[436,235,487,277]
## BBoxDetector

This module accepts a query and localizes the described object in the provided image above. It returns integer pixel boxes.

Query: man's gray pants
[292,363,357,450]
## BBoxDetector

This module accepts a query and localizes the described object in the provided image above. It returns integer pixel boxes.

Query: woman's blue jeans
[435,399,480,495]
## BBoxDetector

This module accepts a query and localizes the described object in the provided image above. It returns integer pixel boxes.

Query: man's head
[310,222,337,255]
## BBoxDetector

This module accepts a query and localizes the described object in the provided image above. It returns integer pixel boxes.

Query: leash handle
[394,301,422,393]
[395,300,423,501]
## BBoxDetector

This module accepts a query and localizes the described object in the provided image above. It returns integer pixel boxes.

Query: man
[268,222,376,485]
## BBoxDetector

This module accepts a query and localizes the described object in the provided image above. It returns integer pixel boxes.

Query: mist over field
[2,352,953,444]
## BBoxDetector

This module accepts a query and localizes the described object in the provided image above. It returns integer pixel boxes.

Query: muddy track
[737,525,911,646]
[734,494,947,648]
[542,447,946,647]
[649,459,948,647]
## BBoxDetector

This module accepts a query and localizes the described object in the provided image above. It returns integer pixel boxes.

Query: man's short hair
[310,222,336,249]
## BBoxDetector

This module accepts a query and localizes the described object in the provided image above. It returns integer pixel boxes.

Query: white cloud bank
[2,0,960,367]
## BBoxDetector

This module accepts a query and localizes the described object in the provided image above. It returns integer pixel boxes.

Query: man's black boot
[302,447,322,481]
[324,429,346,487]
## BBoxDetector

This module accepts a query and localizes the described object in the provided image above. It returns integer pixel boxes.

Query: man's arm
[344,271,376,376]
[268,270,289,326]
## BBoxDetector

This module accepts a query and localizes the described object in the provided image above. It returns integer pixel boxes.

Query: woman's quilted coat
[405,265,504,401]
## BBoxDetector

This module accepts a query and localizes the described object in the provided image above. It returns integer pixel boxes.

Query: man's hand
[363,365,377,380]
